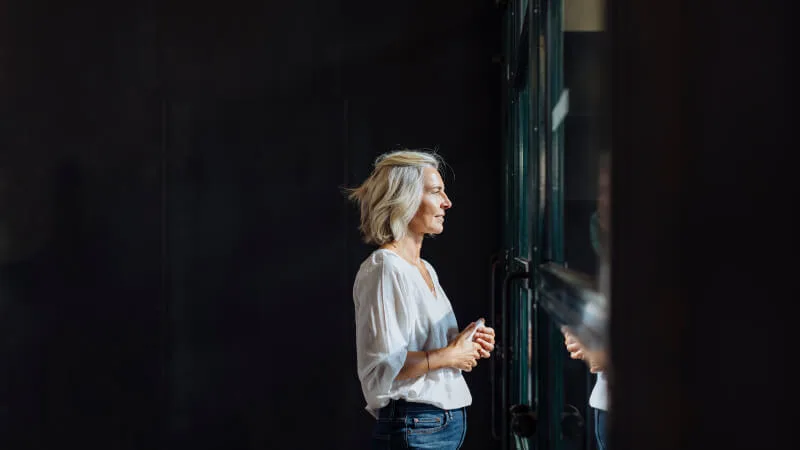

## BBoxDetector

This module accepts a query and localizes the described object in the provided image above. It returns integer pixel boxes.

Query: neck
[387,232,424,265]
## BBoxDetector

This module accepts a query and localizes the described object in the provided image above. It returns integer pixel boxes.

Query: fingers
[473,340,493,359]
[564,335,584,360]
[469,344,482,362]
[564,334,584,355]
[475,337,495,353]
[460,319,497,365]
[566,339,585,359]
[462,358,478,372]
[457,321,478,341]
[475,324,493,335]
[473,331,495,345]
[565,342,582,353]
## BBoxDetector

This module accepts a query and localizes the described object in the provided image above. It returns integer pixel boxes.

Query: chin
[428,226,444,235]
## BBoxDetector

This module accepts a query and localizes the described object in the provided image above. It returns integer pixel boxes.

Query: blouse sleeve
[354,260,412,398]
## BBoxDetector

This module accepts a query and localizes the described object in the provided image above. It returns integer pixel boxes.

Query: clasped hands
[561,326,607,373]
[447,319,495,372]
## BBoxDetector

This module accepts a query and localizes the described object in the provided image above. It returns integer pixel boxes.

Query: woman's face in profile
[408,167,452,236]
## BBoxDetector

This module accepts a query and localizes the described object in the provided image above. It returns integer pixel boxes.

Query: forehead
[422,166,444,187]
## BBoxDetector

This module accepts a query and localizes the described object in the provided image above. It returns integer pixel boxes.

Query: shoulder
[353,250,411,305]
[355,249,406,281]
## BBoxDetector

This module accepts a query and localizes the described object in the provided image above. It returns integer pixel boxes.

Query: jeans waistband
[378,399,453,419]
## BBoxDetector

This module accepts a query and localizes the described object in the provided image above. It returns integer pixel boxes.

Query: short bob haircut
[347,149,444,246]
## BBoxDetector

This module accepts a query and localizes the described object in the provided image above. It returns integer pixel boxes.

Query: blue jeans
[371,400,467,449]
[595,408,608,450]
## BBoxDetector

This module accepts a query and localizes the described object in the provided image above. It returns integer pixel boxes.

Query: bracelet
[425,351,430,372]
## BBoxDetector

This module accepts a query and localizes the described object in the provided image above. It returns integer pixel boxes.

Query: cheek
[409,209,428,228]
[425,205,439,221]
[411,197,441,228]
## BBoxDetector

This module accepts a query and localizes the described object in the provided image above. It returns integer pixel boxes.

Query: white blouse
[352,249,472,418]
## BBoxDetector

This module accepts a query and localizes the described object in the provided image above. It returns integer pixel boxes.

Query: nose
[442,192,452,209]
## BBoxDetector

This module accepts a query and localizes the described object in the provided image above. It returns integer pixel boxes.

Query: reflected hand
[472,322,495,359]
[564,332,586,360]
[562,326,608,373]
[585,349,608,373]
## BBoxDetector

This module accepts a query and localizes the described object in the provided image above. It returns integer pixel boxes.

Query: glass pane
[554,0,610,449]
[520,0,530,31]
[514,84,533,450]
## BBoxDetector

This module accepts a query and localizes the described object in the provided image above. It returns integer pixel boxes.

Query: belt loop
[389,399,396,418]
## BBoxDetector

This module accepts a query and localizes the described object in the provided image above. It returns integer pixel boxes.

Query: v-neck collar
[377,249,438,299]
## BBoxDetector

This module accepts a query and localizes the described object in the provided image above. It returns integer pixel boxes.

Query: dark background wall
[0,1,501,449]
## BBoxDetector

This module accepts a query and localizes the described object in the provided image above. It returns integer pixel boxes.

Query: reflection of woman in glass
[563,152,610,450]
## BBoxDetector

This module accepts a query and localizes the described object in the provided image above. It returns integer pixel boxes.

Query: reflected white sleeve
[354,262,411,399]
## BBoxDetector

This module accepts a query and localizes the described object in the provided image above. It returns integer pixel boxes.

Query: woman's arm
[396,349,452,380]
[396,322,483,380]
[585,349,608,373]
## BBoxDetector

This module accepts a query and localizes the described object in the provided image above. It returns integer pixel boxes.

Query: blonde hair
[346,149,444,246]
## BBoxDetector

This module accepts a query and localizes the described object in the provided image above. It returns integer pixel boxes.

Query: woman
[347,149,496,449]
[563,151,611,450]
